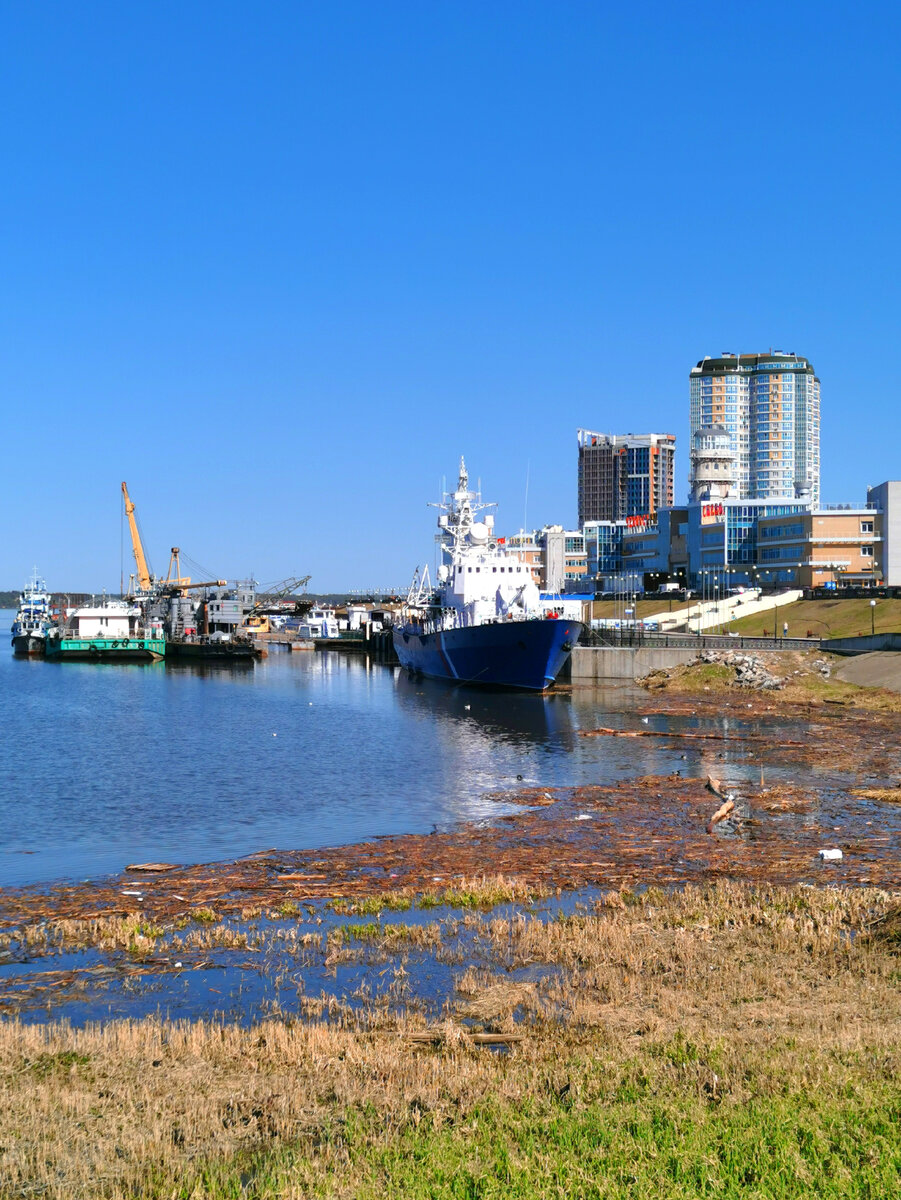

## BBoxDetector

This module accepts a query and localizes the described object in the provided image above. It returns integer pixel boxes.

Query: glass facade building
[577,430,676,524]
[689,353,820,507]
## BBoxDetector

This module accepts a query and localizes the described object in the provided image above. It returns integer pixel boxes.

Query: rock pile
[699,650,785,690]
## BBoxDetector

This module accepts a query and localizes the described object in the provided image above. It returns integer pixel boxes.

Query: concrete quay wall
[571,645,703,682]
[824,633,901,655]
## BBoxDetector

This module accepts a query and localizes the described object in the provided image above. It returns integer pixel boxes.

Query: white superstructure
[405,458,541,630]
[64,599,141,639]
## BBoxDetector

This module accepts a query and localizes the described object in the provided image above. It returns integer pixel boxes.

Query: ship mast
[431,457,497,557]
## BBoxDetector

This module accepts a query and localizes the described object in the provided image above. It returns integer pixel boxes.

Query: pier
[253,629,398,662]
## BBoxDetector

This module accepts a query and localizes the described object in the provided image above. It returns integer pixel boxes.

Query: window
[861,521,874,533]
[861,545,874,557]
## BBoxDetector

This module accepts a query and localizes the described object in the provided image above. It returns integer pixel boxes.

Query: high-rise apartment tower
[689,352,820,506]
[577,430,676,525]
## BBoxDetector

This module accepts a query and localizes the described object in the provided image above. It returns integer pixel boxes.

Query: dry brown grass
[850,786,901,804]
[0,882,899,1197]
[471,881,901,1044]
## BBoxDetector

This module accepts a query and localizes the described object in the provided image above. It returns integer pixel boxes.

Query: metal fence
[579,630,820,652]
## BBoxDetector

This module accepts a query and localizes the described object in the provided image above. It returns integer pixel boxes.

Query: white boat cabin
[68,602,138,639]
[298,608,340,639]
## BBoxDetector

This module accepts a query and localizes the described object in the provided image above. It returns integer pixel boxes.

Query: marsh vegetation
[1,881,900,1197]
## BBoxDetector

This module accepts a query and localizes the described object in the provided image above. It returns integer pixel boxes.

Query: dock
[253,629,398,662]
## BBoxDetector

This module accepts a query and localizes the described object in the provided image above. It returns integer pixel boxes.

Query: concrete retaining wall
[823,633,901,655]
[571,645,703,681]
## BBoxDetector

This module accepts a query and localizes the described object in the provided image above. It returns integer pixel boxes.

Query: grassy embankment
[642,648,901,710]
[2,880,900,1197]
[719,597,901,641]
[585,598,690,623]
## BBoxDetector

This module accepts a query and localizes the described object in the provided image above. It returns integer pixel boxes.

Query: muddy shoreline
[3,690,900,933]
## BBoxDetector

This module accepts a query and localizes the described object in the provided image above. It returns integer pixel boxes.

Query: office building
[867,482,901,586]
[503,526,588,591]
[583,521,626,585]
[756,508,879,588]
[689,352,820,506]
[617,490,891,592]
[577,430,675,525]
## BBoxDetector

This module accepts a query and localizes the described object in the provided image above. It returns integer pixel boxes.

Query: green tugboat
[45,600,165,662]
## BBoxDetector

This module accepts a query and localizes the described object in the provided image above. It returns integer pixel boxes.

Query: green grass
[332,921,383,943]
[4,883,900,1198]
[331,893,413,915]
[24,1051,91,1080]
[723,597,901,640]
[190,906,220,924]
[589,598,691,621]
[163,1045,901,1198]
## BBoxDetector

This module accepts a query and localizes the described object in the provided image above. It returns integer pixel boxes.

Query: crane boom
[163,579,228,592]
[121,482,152,591]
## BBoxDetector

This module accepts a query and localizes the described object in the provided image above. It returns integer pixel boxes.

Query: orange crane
[122,481,152,592]
[121,483,226,595]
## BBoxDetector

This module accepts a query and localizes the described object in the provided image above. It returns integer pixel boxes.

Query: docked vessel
[165,636,257,662]
[291,607,340,639]
[45,599,165,662]
[121,483,261,663]
[11,570,53,656]
[393,459,583,690]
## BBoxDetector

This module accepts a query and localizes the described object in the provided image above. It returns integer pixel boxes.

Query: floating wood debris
[706,797,736,834]
[125,863,179,873]
[406,1030,525,1046]
[579,726,802,744]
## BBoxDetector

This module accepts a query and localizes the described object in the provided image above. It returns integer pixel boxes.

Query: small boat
[287,608,340,639]
[45,599,165,662]
[393,459,583,691]
[11,570,53,656]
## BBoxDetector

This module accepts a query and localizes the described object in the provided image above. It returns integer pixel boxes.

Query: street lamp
[870,598,876,636]
[714,577,720,636]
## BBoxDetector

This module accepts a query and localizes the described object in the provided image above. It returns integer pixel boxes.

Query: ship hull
[165,639,257,661]
[11,634,46,657]
[392,617,581,691]
[45,637,165,663]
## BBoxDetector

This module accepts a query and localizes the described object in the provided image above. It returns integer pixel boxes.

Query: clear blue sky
[3,1,899,592]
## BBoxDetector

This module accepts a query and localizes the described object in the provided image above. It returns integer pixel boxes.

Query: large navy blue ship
[392,459,583,691]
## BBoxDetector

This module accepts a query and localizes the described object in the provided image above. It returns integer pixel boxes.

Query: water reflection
[393,670,578,750]
[3,619,892,891]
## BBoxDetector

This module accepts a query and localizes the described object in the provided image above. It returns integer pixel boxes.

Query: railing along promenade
[580,630,820,653]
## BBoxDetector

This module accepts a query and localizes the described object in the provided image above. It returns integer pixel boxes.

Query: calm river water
[0,609,713,888]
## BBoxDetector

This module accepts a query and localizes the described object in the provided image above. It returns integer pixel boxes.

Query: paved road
[834,651,901,693]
